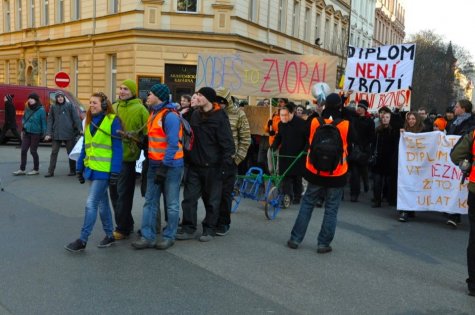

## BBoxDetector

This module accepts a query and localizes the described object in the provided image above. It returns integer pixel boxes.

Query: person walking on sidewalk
[0,94,21,145]
[109,79,150,240]
[65,92,123,252]
[131,84,184,250]
[44,91,83,177]
[12,93,46,176]
[177,87,235,242]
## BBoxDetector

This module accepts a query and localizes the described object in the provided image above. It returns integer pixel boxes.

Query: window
[292,1,300,37]
[177,0,197,13]
[28,0,35,27]
[56,0,64,23]
[303,6,310,41]
[108,0,118,14]
[332,22,338,52]
[72,56,78,96]
[3,1,11,32]
[56,57,62,72]
[15,0,22,30]
[248,0,258,23]
[315,11,321,41]
[71,0,80,20]
[108,54,117,102]
[278,0,286,32]
[324,18,330,50]
[41,0,49,25]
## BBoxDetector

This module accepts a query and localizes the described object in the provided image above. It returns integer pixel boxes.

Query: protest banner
[241,106,273,135]
[196,53,338,99]
[397,131,467,214]
[345,88,411,112]
[344,44,416,93]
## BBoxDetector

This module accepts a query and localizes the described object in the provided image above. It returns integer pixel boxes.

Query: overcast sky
[404,0,475,60]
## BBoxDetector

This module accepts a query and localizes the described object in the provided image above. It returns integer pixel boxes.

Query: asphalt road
[0,145,474,314]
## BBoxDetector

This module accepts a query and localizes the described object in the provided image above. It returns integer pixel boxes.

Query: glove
[76,172,85,184]
[109,173,120,186]
[154,165,168,184]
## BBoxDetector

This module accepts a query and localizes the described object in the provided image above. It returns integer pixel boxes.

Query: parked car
[0,84,86,143]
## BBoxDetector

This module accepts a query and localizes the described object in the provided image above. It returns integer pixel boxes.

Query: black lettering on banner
[348,46,356,58]
[388,45,400,60]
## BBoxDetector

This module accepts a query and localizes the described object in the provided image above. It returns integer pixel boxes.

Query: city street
[0,144,474,314]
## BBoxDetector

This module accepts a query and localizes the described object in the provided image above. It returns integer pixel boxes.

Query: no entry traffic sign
[54,72,70,88]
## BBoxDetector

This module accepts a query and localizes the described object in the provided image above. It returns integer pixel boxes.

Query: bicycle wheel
[265,186,282,220]
[231,186,241,213]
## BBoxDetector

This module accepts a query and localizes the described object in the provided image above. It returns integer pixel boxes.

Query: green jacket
[450,130,475,193]
[225,105,251,165]
[113,98,150,162]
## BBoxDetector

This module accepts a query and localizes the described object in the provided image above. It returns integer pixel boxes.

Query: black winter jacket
[4,99,16,128]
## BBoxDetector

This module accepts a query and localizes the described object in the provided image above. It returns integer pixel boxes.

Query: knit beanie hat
[28,93,40,103]
[5,94,14,102]
[150,83,170,102]
[196,87,217,103]
[121,79,137,96]
[215,87,232,106]
[357,100,369,111]
[325,93,342,109]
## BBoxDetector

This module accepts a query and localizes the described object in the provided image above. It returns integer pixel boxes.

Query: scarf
[452,112,471,126]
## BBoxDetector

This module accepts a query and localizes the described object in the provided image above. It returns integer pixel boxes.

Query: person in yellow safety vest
[450,125,475,297]
[65,92,123,252]
[287,93,355,254]
[131,83,184,250]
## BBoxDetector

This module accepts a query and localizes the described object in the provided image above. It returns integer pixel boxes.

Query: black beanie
[196,87,217,103]
[28,93,40,103]
[325,93,342,109]
[6,94,14,102]
[357,100,369,111]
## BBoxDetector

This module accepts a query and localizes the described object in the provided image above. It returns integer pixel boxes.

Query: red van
[0,84,86,142]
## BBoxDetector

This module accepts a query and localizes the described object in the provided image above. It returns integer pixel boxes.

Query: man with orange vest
[132,83,184,250]
[287,93,354,254]
[450,127,475,297]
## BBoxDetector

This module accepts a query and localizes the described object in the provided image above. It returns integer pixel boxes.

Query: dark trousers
[218,164,237,227]
[0,125,21,143]
[373,173,396,204]
[467,191,475,291]
[181,166,223,235]
[350,162,369,197]
[20,133,41,171]
[109,161,137,234]
[48,139,76,174]
[281,175,303,202]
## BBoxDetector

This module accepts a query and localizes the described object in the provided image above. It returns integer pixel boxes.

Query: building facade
[349,0,376,49]
[373,0,405,46]
[0,0,350,104]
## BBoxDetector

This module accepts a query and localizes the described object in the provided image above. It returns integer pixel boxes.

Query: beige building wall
[373,0,405,46]
[0,0,350,105]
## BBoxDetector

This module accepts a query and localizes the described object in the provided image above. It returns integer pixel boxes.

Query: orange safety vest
[264,114,281,145]
[305,117,349,177]
[468,131,475,183]
[147,109,183,161]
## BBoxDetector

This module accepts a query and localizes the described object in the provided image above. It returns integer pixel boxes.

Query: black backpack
[162,109,194,151]
[309,117,343,174]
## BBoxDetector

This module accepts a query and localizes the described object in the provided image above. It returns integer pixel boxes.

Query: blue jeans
[290,183,343,247]
[141,164,183,241]
[80,179,114,242]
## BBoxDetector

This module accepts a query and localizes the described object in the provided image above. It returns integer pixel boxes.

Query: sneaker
[399,211,408,222]
[216,225,230,236]
[131,237,156,249]
[176,229,196,241]
[64,239,86,252]
[155,238,175,250]
[446,220,458,228]
[316,245,332,254]
[26,170,39,176]
[97,236,115,248]
[12,169,26,176]
[287,239,299,249]
[44,173,54,178]
[199,233,214,242]
[113,231,129,240]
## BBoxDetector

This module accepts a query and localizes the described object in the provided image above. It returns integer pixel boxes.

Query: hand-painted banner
[345,89,412,112]
[344,44,416,93]
[397,131,467,214]
[196,53,338,98]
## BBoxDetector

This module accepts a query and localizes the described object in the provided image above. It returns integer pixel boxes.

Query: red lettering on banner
[355,63,391,79]
[432,163,462,180]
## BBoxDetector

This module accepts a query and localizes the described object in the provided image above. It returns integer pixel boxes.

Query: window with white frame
[15,0,22,30]
[315,11,321,42]
[109,54,117,102]
[3,1,11,32]
[278,0,286,32]
[71,0,80,20]
[108,0,118,14]
[28,0,35,27]
[41,0,49,26]
[303,6,310,41]
[56,0,64,23]
[177,0,197,13]
[248,0,258,23]
[291,0,300,37]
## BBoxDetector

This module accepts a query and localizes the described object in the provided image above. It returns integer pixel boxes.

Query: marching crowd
[2,80,474,296]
